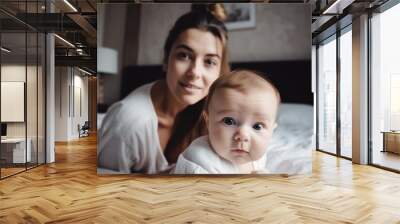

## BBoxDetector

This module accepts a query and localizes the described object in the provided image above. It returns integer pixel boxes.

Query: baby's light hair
[205,69,281,114]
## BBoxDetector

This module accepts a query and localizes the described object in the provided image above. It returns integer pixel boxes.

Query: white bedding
[97,103,314,175]
[266,103,314,174]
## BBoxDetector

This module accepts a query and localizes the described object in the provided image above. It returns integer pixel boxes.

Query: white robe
[173,136,268,174]
[97,82,173,174]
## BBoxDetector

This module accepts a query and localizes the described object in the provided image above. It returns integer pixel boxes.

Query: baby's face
[207,87,279,166]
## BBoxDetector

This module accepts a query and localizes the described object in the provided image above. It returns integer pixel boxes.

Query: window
[317,35,337,154]
[316,23,353,159]
[370,2,400,171]
[339,28,352,158]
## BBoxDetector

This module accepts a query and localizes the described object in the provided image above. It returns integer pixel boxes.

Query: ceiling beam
[55,55,96,70]
[66,13,97,46]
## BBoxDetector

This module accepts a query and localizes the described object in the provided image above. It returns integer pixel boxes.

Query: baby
[173,69,281,174]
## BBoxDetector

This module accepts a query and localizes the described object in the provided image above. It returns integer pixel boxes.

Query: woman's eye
[253,123,265,131]
[222,117,236,126]
[205,58,218,67]
[177,52,191,60]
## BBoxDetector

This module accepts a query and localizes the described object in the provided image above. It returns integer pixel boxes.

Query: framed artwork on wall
[223,3,256,30]
[97,3,312,176]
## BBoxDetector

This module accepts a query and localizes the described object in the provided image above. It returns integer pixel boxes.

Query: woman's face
[165,28,223,107]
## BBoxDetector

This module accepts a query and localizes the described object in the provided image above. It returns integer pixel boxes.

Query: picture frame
[97,3,312,175]
[223,3,256,30]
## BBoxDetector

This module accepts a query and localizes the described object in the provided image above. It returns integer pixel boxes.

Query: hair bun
[191,3,227,22]
[208,4,227,22]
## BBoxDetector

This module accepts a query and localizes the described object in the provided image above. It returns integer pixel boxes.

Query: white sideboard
[1,138,32,163]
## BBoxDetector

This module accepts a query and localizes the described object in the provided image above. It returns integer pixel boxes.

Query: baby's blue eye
[253,123,265,131]
[222,117,236,126]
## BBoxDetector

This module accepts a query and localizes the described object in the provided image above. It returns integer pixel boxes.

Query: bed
[98,60,313,175]
[266,103,313,174]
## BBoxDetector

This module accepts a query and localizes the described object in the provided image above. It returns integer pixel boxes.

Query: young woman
[98,4,230,174]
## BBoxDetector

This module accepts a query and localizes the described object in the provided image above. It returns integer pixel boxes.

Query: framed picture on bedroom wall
[223,3,256,30]
[97,3,312,176]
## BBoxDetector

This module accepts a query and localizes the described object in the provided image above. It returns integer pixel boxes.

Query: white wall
[55,67,69,141]
[55,67,89,141]
[72,73,89,138]
[1,65,36,137]
[1,63,46,163]
[1,65,26,81]
[1,65,26,139]
[228,4,311,62]
[137,4,311,65]
[137,4,191,65]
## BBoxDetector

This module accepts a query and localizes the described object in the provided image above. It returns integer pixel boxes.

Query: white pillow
[277,103,314,127]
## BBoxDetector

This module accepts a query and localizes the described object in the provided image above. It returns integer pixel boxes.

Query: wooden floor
[1,135,400,223]
[1,167,26,178]
[1,163,44,178]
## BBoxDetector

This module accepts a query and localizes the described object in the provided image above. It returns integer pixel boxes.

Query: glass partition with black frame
[316,23,353,159]
[0,1,46,179]
[370,1,400,172]
[0,1,28,178]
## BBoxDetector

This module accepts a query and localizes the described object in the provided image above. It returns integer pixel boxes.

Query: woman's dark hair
[163,4,230,163]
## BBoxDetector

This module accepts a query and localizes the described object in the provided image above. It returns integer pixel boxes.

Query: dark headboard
[121,60,312,105]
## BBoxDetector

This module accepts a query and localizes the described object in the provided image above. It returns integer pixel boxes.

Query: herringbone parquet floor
[1,134,400,223]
